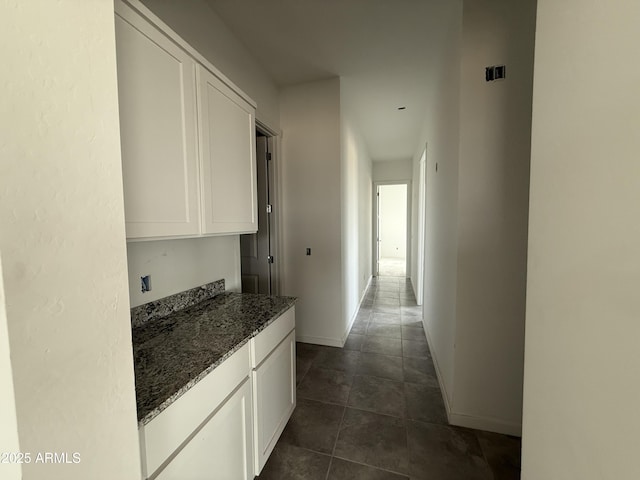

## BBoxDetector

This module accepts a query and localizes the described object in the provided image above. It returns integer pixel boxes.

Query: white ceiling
[205,0,457,162]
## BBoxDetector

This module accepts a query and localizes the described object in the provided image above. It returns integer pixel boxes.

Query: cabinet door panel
[253,330,296,474]
[115,10,200,238]
[198,66,257,235]
[155,379,254,480]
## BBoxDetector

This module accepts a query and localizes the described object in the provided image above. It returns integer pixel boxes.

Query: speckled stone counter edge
[130,279,225,327]
[137,300,295,427]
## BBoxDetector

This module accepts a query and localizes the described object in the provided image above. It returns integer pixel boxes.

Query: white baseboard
[295,334,343,347]
[423,319,522,438]
[299,276,373,348]
[449,412,522,437]
[340,275,373,346]
[422,319,454,417]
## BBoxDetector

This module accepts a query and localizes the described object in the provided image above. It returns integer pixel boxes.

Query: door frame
[256,119,282,295]
[416,146,427,305]
[372,180,412,278]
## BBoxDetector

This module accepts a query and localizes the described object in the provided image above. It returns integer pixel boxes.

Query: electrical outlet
[141,275,152,293]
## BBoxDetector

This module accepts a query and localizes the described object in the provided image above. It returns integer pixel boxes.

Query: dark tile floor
[257,276,521,480]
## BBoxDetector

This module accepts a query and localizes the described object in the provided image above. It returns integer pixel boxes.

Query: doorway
[240,128,279,295]
[375,183,410,277]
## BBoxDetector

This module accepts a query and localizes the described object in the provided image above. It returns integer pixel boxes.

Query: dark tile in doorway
[257,442,331,480]
[357,352,404,382]
[362,336,402,356]
[334,408,409,475]
[328,457,409,480]
[348,375,406,418]
[297,366,353,405]
[279,398,345,455]
[475,430,522,480]
[405,382,448,425]
[407,421,492,480]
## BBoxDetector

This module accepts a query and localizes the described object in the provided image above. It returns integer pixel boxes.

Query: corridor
[258,276,521,479]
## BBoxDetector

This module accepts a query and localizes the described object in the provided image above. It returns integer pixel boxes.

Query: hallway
[257,277,521,479]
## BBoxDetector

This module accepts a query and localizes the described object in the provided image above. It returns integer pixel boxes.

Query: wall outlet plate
[141,275,152,293]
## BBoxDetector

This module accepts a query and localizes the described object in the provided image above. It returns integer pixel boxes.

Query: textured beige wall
[522,0,640,477]
[0,1,140,478]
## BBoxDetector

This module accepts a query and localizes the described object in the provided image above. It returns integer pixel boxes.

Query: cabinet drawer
[250,307,295,368]
[140,343,251,478]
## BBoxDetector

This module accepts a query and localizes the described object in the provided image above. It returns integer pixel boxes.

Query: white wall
[127,236,241,307]
[0,256,21,480]
[451,0,536,435]
[280,78,345,346]
[0,1,141,478]
[141,0,280,130]
[373,159,413,182]
[412,1,463,413]
[522,0,640,477]
[341,84,373,337]
[379,185,408,259]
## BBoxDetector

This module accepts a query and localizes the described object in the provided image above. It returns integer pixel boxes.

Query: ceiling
[205,0,457,162]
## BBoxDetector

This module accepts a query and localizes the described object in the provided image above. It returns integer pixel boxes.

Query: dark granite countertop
[132,292,296,426]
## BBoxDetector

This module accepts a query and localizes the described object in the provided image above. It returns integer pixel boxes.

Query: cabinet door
[253,330,296,474]
[155,378,254,480]
[197,66,257,235]
[115,7,200,239]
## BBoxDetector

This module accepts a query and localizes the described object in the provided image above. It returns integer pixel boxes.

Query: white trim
[295,335,343,348]
[422,317,454,418]
[255,118,280,138]
[448,412,522,437]
[423,317,523,437]
[373,180,412,278]
[341,275,373,346]
[415,145,427,305]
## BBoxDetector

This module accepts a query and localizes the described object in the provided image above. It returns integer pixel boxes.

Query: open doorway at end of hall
[240,126,280,295]
[374,182,410,278]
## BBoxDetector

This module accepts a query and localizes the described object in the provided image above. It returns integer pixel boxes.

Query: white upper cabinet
[115,8,200,239]
[197,66,257,235]
[115,0,257,240]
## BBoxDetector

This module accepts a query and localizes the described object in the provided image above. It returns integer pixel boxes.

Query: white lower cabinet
[139,307,295,479]
[252,330,296,474]
[155,378,254,480]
